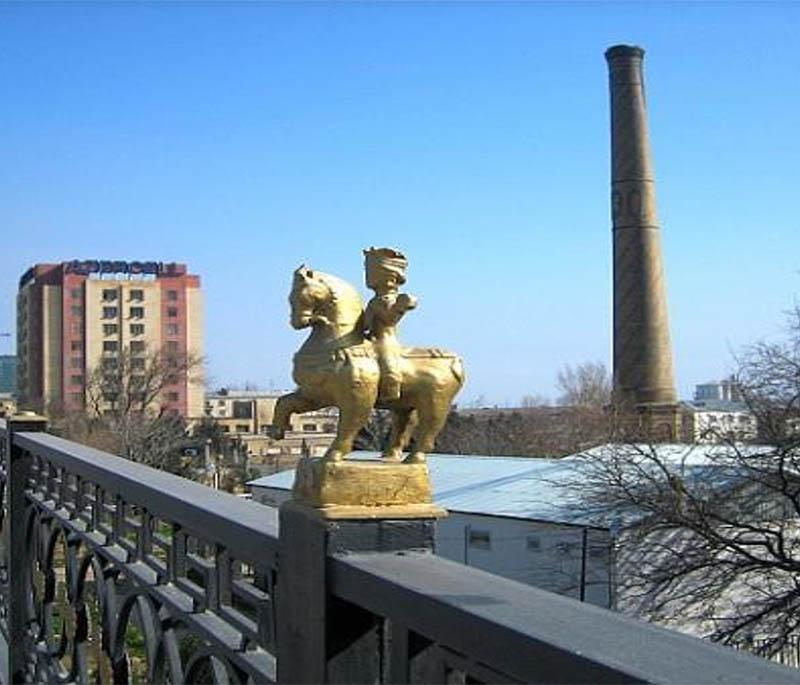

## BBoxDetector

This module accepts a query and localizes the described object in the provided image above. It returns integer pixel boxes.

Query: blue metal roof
[247,444,772,528]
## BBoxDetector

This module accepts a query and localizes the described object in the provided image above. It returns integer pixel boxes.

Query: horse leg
[382,409,418,462]
[269,392,325,440]
[325,392,374,463]
[404,397,449,464]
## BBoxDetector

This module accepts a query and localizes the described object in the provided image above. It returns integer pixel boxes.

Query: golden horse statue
[269,265,464,463]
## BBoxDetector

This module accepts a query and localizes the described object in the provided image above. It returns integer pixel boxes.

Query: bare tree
[52,347,204,476]
[556,361,612,408]
[562,309,800,657]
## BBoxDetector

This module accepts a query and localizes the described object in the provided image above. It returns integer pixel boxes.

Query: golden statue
[270,248,464,467]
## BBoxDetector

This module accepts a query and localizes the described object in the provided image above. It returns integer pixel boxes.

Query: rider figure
[363,247,417,401]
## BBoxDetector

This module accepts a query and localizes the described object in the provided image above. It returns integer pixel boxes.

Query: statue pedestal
[291,457,446,519]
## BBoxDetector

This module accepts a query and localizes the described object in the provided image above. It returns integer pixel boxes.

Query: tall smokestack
[606,45,677,406]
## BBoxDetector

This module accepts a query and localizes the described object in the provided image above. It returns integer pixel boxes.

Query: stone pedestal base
[291,457,446,519]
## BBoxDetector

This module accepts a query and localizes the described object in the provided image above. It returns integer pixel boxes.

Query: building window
[167,307,178,318]
[323,423,336,432]
[103,340,118,353]
[166,392,179,402]
[101,357,117,369]
[102,289,118,301]
[130,324,145,336]
[130,306,145,319]
[102,307,118,319]
[70,392,84,404]
[130,289,144,301]
[233,401,253,419]
[302,423,317,432]
[71,288,82,299]
[130,340,145,354]
[131,357,145,370]
[70,374,84,386]
[71,305,82,316]
[165,341,179,353]
[70,340,82,352]
[236,424,250,433]
[468,530,491,550]
[70,357,83,369]
[166,323,179,336]
[220,426,230,433]
[103,324,118,336]
[167,290,178,301]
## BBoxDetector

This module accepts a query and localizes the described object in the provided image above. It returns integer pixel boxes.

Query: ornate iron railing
[2,415,799,684]
[0,418,277,684]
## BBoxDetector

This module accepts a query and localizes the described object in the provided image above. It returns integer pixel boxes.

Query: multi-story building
[17,260,203,418]
[694,378,743,403]
[203,390,338,464]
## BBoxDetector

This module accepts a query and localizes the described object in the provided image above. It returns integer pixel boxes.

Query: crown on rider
[364,247,408,288]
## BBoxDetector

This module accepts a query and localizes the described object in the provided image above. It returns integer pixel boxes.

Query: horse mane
[315,271,365,327]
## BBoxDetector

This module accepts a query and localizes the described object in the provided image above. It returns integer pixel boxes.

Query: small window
[71,288,82,299]
[70,340,82,352]
[70,374,84,385]
[102,289,118,302]
[130,324,145,336]
[323,423,337,432]
[70,391,84,403]
[468,530,491,550]
[236,424,250,433]
[167,306,178,318]
[131,374,145,387]
[130,306,144,319]
[233,401,253,419]
[71,305,82,316]
[302,423,317,432]
[131,357,145,370]
[526,535,541,552]
[167,290,179,301]
[70,357,83,369]
[166,392,180,402]
[166,323,179,336]
[130,340,145,354]
[101,357,117,369]
[165,341,179,353]
[103,324,118,336]
[220,426,230,433]
[129,289,144,301]
[102,307,118,319]
[103,340,118,353]
[71,321,82,334]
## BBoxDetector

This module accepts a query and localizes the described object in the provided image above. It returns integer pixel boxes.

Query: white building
[681,399,757,443]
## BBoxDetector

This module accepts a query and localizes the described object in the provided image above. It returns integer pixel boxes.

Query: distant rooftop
[249,443,772,528]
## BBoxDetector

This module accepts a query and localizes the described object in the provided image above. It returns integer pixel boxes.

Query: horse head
[289,265,365,335]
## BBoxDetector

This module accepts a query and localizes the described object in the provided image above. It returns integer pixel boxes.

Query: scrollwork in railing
[1,425,278,684]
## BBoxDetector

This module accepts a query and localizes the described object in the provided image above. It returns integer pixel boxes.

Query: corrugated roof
[247,444,773,528]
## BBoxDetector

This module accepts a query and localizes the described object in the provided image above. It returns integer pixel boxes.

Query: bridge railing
[2,415,799,684]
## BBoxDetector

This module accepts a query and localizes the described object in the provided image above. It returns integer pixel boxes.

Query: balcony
[0,415,797,684]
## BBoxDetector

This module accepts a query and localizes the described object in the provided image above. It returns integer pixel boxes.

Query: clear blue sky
[2,2,799,406]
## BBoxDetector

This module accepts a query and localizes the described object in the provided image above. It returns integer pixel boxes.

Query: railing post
[6,413,47,684]
[277,501,436,684]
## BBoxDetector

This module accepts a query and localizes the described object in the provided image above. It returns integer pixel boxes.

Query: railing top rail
[13,430,278,564]
[331,551,800,685]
